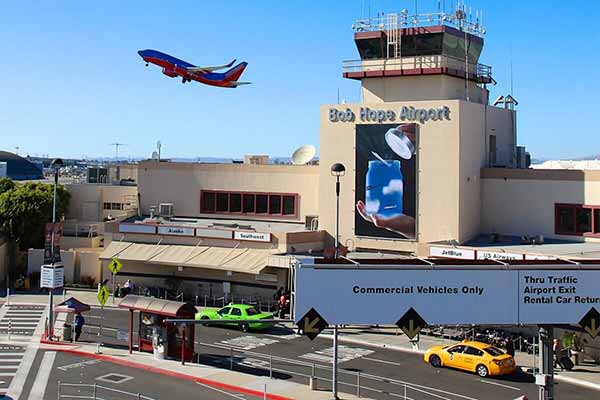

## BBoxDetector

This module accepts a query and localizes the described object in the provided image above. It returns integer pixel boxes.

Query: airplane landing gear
[145,63,149,67]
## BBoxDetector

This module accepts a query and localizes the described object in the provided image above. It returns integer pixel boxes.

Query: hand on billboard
[356,200,416,240]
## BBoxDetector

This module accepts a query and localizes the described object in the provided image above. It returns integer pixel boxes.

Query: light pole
[330,162,345,400]
[330,163,346,258]
[48,158,63,340]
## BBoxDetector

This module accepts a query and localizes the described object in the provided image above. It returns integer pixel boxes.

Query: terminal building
[49,7,600,304]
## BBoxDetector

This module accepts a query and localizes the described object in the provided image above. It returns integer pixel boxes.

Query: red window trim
[201,190,298,219]
[555,203,600,237]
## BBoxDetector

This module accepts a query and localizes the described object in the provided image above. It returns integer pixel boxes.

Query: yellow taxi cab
[424,340,517,377]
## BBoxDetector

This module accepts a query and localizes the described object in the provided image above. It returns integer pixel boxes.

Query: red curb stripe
[58,348,293,400]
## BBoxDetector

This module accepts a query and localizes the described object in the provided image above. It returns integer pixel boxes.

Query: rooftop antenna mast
[110,142,126,162]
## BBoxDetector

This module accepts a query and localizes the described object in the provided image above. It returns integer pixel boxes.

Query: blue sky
[1,1,599,160]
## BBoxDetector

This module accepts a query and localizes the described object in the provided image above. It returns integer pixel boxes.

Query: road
[27,350,266,399]
[82,307,599,400]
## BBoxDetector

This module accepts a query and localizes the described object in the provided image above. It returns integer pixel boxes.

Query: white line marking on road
[5,342,39,399]
[195,381,247,399]
[478,379,520,391]
[28,351,56,400]
[57,359,101,371]
[363,357,404,366]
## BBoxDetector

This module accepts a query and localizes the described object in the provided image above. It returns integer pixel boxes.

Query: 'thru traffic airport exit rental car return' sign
[294,259,600,339]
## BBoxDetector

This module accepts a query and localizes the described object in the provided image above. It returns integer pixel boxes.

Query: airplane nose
[137,50,145,58]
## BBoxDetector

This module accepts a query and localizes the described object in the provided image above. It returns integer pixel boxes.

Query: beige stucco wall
[320,100,517,254]
[109,164,138,184]
[320,100,461,254]
[362,75,488,105]
[481,169,600,241]
[137,161,319,223]
[66,184,138,222]
[457,103,516,242]
[27,249,76,283]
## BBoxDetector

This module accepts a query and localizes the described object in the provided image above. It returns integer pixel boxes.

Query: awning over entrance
[100,241,280,274]
[118,295,197,317]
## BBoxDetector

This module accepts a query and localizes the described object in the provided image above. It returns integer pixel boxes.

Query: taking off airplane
[137,49,250,88]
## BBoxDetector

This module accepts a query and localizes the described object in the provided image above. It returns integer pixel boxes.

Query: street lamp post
[330,163,346,259]
[48,158,63,340]
[330,162,345,400]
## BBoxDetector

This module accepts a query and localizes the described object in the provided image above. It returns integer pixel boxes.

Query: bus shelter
[118,295,197,363]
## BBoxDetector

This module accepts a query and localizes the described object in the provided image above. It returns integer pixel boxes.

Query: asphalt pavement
[80,307,599,400]
[31,350,268,399]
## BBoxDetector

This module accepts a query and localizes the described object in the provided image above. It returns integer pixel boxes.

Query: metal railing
[342,54,492,83]
[57,382,157,400]
[195,341,476,399]
[352,11,485,37]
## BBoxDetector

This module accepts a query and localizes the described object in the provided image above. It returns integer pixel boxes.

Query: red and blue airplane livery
[138,49,250,88]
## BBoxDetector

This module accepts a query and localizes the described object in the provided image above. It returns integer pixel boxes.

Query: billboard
[355,123,417,240]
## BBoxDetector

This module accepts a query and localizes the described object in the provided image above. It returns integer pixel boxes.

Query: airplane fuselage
[137,49,244,88]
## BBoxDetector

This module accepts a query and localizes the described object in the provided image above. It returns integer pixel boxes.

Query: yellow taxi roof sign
[108,257,123,275]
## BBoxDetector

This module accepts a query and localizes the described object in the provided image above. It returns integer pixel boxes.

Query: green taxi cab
[195,303,274,332]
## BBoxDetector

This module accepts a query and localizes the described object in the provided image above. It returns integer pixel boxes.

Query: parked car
[424,340,517,377]
[195,304,274,332]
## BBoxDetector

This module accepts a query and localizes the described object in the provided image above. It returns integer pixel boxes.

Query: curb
[56,347,293,400]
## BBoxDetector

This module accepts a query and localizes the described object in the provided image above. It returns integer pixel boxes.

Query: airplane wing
[186,59,236,74]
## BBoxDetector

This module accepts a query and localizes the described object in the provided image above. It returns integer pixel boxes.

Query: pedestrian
[74,313,85,342]
[279,293,287,318]
[505,337,515,357]
[553,338,564,370]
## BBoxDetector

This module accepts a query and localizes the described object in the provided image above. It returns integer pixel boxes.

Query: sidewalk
[322,327,600,391]
[7,289,120,308]
[41,341,372,400]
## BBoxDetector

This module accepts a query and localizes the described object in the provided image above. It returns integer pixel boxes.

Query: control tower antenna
[109,142,126,162]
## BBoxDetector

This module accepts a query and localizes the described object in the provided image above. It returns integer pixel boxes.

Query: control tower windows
[357,38,384,60]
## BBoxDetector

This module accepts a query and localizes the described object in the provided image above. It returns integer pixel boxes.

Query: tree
[0,179,71,285]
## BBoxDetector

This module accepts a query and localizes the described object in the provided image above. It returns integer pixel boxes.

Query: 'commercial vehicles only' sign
[294,266,600,326]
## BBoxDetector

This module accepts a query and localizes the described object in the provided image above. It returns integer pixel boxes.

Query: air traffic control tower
[343,8,493,104]
[319,5,527,256]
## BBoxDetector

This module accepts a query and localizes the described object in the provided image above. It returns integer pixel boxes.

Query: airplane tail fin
[224,62,248,82]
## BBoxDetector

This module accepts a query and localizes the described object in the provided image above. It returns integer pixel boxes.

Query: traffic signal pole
[537,325,555,400]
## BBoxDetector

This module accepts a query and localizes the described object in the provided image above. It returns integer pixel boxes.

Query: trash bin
[63,323,72,342]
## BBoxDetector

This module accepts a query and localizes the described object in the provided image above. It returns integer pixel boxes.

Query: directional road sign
[108,257,123,275]
[294,263,600,326]
[297,307,328,341]
[97,285,110,306]
[579,307,600,338]
[396,307,427,339]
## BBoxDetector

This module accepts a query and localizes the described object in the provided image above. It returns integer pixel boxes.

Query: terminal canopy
[118,295,197,317]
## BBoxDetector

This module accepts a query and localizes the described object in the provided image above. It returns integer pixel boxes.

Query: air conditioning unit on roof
[159,203,174,218]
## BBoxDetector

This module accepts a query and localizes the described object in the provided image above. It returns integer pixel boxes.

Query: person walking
[74,313,85,342]
[278,293,287,318]
[553,338,564,371]
[505,337,515,357]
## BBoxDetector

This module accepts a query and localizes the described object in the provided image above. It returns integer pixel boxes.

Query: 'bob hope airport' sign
[329,106,451,124]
